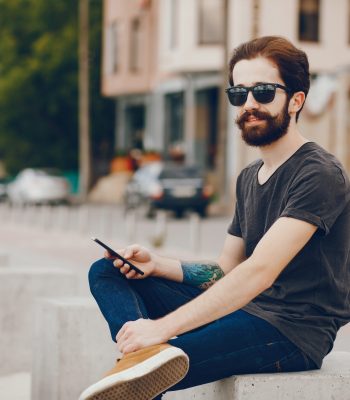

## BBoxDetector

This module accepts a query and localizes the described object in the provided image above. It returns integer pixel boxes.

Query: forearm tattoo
[181,261,225,290]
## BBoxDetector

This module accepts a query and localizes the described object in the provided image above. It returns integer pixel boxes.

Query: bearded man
[80,36,350,400]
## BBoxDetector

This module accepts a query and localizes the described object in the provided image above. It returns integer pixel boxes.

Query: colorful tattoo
[181,261,225,290]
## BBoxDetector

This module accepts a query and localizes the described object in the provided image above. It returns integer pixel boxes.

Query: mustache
[236,110,273,126]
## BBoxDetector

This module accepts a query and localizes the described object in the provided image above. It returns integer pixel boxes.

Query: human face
[231,57,292,147]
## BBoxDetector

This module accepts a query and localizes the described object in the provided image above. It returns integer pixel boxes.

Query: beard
[235,99,291,147]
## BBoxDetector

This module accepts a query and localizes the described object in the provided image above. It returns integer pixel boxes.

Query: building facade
[102,0,350,194]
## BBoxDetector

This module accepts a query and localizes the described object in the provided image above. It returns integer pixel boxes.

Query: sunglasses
[225,83,290,106]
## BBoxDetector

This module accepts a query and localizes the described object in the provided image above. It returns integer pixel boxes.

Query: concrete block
[165,351,350,400]
[0,267,77,375]
[229,351,350,400]
[0,372,31,400]
[30,297,350,400]
[31,297,116,400]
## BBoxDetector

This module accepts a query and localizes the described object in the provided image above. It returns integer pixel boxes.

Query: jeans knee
[88,258,115,288]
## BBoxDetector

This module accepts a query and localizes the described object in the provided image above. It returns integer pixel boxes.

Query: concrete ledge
[0,372,31,400]
[164,380,231,399]
[29,292,350,400]
[0,267,77,375]
[166,351,350,400]
[229,351,350,400]
[31,297,116,400]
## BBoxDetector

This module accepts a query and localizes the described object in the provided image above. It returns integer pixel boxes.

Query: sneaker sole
[79,347,189,400]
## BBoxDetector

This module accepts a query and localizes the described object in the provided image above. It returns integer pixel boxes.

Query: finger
[116,326,125,342]
[113,259,124,268]
[104,251,115,260]
[123,343,139,354]
[120,265,130,275]
[124,244,142,259]
[125,269,137,279]
[124,247,135,260]
[116,322,130,342]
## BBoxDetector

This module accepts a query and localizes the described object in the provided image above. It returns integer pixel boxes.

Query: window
[111,21,119,73]
[104,21,119,74]
[198,0,224,45]
[298,0,320,42]
[129,18,142,71]
[348,0,350,44]
[164,92,184,152]
[195,88,218,169]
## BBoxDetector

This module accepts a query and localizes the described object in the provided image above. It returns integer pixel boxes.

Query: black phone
[91,237,144,276]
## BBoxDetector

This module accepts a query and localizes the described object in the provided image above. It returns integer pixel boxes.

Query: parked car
[124,162,213,218]
[7,168,71,205]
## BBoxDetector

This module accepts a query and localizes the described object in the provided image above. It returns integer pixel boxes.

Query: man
[79,36,350,400]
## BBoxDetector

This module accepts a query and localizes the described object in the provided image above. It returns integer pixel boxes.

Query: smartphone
[91,237,144,276]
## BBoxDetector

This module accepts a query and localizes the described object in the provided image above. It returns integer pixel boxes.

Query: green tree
[0,0,114,177]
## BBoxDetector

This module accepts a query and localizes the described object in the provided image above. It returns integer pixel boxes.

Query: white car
[7,168,71,205]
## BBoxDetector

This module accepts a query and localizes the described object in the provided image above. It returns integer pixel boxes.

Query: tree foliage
[0,0,114,176]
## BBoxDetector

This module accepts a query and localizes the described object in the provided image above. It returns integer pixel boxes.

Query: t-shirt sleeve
[280,164,349,235]
[228,202,242,237]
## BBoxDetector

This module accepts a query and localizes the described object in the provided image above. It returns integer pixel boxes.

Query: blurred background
[1,2,350,399]
[0,0,349,217]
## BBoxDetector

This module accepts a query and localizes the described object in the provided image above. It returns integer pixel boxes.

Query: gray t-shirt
[228,142,350,368]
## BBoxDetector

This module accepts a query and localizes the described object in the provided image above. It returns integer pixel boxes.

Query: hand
[104,244,156,279]
[116,319,170,354]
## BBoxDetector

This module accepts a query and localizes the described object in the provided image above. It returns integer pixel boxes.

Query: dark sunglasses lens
[227,89,247,106]
[253,85,276,104]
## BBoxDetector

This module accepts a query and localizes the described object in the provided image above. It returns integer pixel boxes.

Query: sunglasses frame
[225,83,291,106]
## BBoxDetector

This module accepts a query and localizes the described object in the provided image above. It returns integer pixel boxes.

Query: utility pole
[216,0,229,205]
[78,0,91,200]
[252,0,260,38]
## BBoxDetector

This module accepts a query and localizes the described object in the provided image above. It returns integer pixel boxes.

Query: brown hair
[228,36,310,121]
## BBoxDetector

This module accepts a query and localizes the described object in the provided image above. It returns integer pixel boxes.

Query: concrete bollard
[0,252,9,266]
[38,205,52,230]
[189,212,201,253]
[77,204,90,235]
[149,210,167,248]
[99,206,114,239]
[0,267,78,375]
[31,297,117,400]
[54,205,70,232]
[125,210,137,243]
[111,207,123,240]
[21,204,36,226]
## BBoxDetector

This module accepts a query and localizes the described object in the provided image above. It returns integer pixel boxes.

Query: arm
[160,217,317,337]
[180,234,246,289]
[111,234,246,289]
[116,217,317,353]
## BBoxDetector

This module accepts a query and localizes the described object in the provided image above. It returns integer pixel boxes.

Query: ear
[288,91,305,115]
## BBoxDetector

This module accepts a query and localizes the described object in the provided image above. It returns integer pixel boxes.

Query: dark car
[124,162,213,218]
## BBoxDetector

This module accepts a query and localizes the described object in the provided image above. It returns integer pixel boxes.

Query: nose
[243,91,259,111]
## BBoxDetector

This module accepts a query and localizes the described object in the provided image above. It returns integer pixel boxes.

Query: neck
[259,123,308,170]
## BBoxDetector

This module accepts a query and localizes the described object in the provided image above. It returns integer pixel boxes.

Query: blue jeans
[89,258,317,396]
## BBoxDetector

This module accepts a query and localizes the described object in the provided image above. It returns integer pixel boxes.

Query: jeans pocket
[259,349,309,373]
